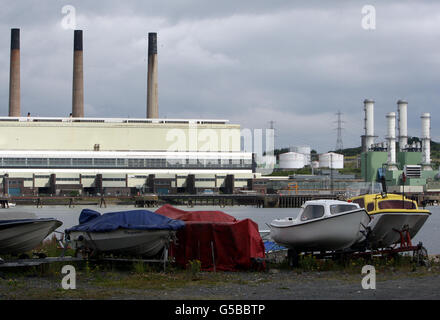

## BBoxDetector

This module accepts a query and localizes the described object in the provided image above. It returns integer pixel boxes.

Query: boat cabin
[298,200,360,222]
[349,193,418,214]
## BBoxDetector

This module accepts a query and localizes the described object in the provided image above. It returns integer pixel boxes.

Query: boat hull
[367,211,430,248]
[0,219,62,254]
[68,229,174,256]
[270,209,370,252]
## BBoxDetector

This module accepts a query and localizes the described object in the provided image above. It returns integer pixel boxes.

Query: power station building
[1,29,256,196]
[360,99,439,193]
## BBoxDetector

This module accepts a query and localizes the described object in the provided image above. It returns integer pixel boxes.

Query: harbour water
[3,205,439,254]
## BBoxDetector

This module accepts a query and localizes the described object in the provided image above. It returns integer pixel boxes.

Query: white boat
[0,218,62,254]
[269,200,371,252]
[349,193,431,248]
[65,208,185,257]
[67,229,176,256]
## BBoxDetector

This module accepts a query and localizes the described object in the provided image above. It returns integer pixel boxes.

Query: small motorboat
[349,193,431,248]
[65,209,185,257]
[0,218,62,254]
[269,200,370,252]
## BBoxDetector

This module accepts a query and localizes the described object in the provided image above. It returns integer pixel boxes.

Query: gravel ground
[1,267,440,300]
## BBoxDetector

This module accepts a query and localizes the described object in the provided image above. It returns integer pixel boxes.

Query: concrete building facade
[0,117,255,196]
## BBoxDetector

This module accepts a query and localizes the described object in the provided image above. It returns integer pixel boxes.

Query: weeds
[186,259,202,278]
[133,261,152,274]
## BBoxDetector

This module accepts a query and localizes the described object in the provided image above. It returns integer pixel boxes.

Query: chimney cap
[363,99,374,104]
[11,28,20,50]
[148,32,157,55]
[397,99,408,104]
[74,29,83,51]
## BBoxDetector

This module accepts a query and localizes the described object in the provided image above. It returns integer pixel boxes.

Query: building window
[72,158,93,167]
[27,158,48,166]
[49,158,71,166]
[129,159,145,168]
[95,158,116,167]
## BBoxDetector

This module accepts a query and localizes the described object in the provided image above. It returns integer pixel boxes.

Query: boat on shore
[349,193,431,248]
[0,218,62,254]
[65,209,185,257]
[269,200,371,252]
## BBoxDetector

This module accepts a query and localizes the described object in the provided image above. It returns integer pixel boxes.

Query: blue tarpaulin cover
[66,209,185,233]
[264,241,286,253]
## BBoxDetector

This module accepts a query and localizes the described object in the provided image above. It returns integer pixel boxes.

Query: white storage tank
[279,152,306,169]
[258,155,276,167]
[318,152,344,169]
[291,146,311,164]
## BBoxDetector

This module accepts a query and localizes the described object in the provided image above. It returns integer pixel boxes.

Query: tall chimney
[8,28,20,117]
[362,99,375,152]
[72,30,84,118]
[146,32,158,118]
[421,112,432,170]
[397,100,408,151]
[386,112,397,170]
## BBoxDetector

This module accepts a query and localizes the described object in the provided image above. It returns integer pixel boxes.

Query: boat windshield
[300,205,325,221]
[351,198,365,209]
[330,204,358,215]
[378,200,416,210]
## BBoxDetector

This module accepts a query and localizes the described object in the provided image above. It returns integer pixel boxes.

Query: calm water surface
[4,204,439,254]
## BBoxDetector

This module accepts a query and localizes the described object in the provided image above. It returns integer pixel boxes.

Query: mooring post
[100,196,106,208]
[36,197,42,208]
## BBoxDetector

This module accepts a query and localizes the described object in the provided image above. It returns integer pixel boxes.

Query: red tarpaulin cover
[155,204,266,271]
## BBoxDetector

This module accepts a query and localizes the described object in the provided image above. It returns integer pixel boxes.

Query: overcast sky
[1,1,439,153]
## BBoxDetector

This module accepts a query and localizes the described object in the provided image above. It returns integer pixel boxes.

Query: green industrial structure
[359,98,440,194]
[361,150,439,193]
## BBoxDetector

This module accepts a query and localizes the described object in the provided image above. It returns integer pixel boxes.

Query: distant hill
[273,137,440,160]
[331,136,440,160]
[268,148,318,160]
[328,146,362,157]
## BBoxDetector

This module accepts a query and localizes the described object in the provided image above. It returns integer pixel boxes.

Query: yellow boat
[348,193,431,249]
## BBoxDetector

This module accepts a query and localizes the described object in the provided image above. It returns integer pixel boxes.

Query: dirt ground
[1,263,440,300]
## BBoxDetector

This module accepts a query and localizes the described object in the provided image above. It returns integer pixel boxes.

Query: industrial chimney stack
[362,99,375,152]
[72,30,84,118]
[386,112,397,170]
[8,28,20,117]
[146,32,158,118]
[421,113,432,170]
[397,100,408,151]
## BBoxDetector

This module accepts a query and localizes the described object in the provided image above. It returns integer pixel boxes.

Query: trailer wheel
[414,246,429,267]
[18,253,29,260]
[287,249,299,268]
[74,249,81,259]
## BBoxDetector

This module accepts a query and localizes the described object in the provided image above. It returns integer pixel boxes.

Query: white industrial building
[0,117,255,196]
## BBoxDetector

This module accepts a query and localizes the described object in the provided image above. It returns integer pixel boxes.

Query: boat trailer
[0,232,171,272]
[287,227,430,267]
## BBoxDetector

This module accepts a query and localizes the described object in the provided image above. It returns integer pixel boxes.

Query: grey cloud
[0,1,439,152]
